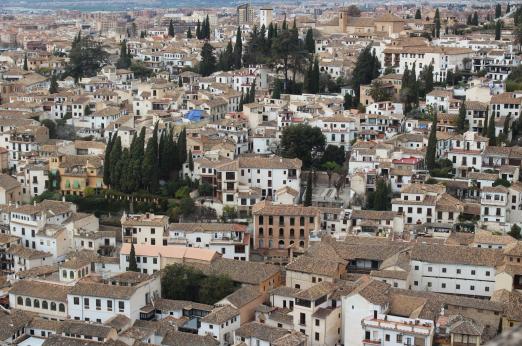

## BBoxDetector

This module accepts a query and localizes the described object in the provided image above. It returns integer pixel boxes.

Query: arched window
[81,268,85,277]
[70,270,74,279]
[62,270,67,278]
[42,301,48,309]
[278,240,285,249]
[268,239,273,248]
[25,298,31,307]
[17,296,23,305]
[258,227,264,236]
[299,240,305,247]
[58,303,65,312]
[278,228,284,237]
[50,302,56,311]
[259,239,264,248]
[290,228,295,237]
[289,240,295,245]
[196,237,201,242]
[34,299,40,308]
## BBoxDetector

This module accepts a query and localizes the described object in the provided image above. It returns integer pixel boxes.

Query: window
[456,284,461,290]
[397,335,403,343]
[119,301,125,312]
[470,285,475,291]
[59,303,65,312]
[471,270,476,275]
[84,298,90,309]
[442,268,446,273]
[428,267,432,272]
[456,269,461,274]
[315,332,320,341]
[74,297,79,305]
[96,299,101,310]
[315,319,320,326]
[442,283,446,288]
[385,334,390,342]
[414,281,418,286]
[107,300,113,311]
[414,265,419,270]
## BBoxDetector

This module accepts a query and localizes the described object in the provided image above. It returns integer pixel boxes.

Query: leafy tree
[272,80,282,99]
[456,101,467,134]
[66,33,109,81]
[179,197,195,216]
[321,145,345,166]
[199,42,216,77]
[128,243,139,272]
[233,27,242,69]
[322,161,340,187]
[304,172,313,206]
[305,28,315,53]
[495,20,502,40]
[198,182,213,196]
[434,8,441,38]
[509,224,522,240]
[41,119,57,138]
[495,3,502,19]
[168,19,175,37]
[272,29,301,93]
[49,74,59,94]
[280,124,326,168]
[352,45,380,104]
[488,113,496,146]
[415,9,421,19]
[344,93,354,110]
[345,5,361,17]
[372,178,392,211]
[425,107,437,171]
[369,80,391,102]
[130,61,154,79]
[493,178,511,187]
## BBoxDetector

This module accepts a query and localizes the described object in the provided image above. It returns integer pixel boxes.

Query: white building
[410,244,501,297]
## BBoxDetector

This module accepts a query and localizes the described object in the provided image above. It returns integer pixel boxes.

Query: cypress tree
[199,42,216,77]
[23,53,28,71]
[425,108,437,171]
[488,113,496,146]
[304,172,313,206]
[305,28,315,54]
[312,56,320,94]
[49,74,59,94]
[238,92,244,111]
[142,123,159,193]
[187,27,192,39]
[415,9,421,19]
[109,136,123,189]
[188,150,194,171]
[457,102,467,134]
[495,20,502,40]
[129,243,138,272]
[472,12,479,26]
[282,15,287,31]
[168,19,175,37]
[503,114,511,142]
[482,113,489,136]
[434,8,441,38]
[495,3,502,19]
[177,127,187,167]
[204,15,211,39]
[117,40,130,69]
[233,27,242,69]
[272,81,281,99]
[196,20,201,39]
[103,133,114,186]
[119,148,131,192]
[249,79,256,103]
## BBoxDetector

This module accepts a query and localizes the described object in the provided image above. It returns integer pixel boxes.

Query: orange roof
[120,243,218,262]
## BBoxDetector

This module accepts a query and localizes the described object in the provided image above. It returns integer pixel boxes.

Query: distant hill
[1,0,273,12]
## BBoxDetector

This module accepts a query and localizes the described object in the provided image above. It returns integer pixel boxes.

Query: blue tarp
[185,110,204,122]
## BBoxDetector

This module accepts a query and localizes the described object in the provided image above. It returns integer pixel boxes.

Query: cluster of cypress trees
[196,15,211,40]
[103,125,187,194]
[216,27,243,72]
